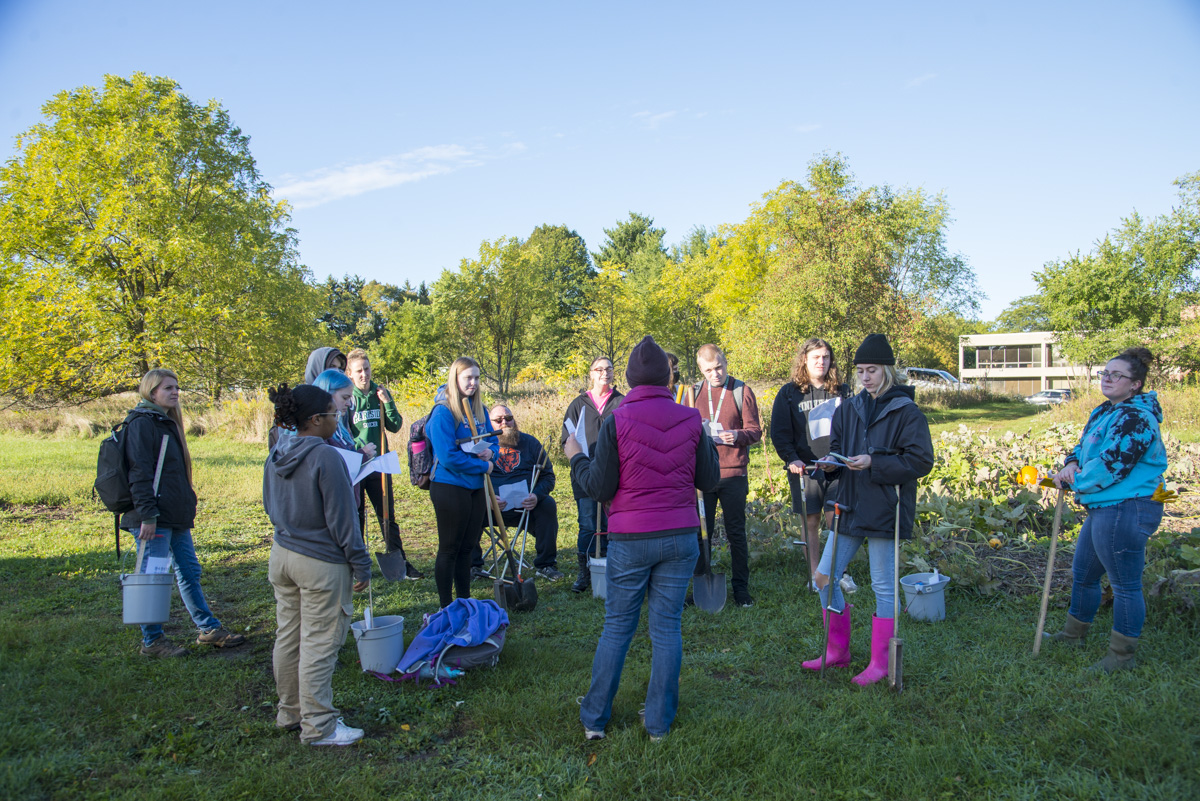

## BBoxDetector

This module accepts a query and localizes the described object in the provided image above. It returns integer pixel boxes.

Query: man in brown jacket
[693,344,762,607]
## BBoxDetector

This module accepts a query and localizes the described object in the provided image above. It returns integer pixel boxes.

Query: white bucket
[121,572,173,625]
[589,557,607,599]
[900,572,951,622]
[351,615,405,673]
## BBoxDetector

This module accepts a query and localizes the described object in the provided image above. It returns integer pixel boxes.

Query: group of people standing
[119,331,1167,747]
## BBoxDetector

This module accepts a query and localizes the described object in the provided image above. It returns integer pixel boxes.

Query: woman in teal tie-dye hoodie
[1047,347,1168,672]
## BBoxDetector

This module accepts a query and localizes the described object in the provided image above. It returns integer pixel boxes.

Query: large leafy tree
[522,224,594,369]
[706,154,982,377]
[1034,172,1200,370]
[0,73,315,402]
[434,236,552,393]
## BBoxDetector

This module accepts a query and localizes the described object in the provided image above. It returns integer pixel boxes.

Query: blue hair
[312,369,355,445]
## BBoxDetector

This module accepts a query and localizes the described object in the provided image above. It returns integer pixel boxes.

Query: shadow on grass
[927,401,1043,432]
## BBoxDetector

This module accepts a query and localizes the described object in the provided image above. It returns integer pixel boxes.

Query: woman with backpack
[427,357,497,609]
[264,383,371,746]
[771,338,851,590]
[124,368,245,657]
[561,356,625,593]
[803,334,934,686]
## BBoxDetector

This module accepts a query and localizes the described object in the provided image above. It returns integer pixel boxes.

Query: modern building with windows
[959,332,1092,395]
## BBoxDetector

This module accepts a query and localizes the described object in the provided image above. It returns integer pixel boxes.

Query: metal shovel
[374,427,408,581]
[484,474,538,612]
[888,485,904,693]
[693,491,726,612]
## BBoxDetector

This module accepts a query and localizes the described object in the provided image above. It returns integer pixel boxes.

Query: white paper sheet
[337,449,363,480]
[460,438,493,456]
[707,420,725,441]
[806,397,841,440]
[563,416,589,457]
[497,480,529,509]
[351,450,402,485]
[143,556,171,574]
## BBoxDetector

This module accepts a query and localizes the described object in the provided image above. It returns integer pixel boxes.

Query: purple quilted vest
[607,385,703,535]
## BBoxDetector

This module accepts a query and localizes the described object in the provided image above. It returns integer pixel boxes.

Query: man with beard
[470,405,562,581]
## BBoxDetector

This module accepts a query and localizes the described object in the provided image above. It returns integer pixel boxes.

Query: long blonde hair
[138,368,193,485]
[444,357,486,428]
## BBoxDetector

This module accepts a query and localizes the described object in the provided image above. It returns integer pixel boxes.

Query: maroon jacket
[694,376,762,478]
[569,385,720,539]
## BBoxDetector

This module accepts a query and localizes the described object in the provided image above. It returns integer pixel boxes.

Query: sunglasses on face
[491,415,514,423]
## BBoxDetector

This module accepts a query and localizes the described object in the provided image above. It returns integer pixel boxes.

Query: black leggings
[430,482,486,607]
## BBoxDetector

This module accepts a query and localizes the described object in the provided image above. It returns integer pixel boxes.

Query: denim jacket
[1067,391,1167,509]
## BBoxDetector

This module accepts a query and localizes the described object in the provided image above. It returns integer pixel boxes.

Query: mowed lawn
[0,429,1198,801]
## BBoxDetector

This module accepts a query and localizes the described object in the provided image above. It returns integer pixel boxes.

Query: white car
[905,367,970,390]
[1026,389,1072,406]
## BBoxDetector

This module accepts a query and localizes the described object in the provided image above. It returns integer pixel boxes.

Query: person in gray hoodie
[303,347,347,385]
[265,383,371,747]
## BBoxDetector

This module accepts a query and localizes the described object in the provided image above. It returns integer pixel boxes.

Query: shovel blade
[513,578,538,612]
[375,551,407,582]
[693,571,727,613]
[888,637,904,692]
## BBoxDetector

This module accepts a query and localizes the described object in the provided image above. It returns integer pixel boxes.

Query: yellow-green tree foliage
[700,154,981,378]
[0,73,317,403]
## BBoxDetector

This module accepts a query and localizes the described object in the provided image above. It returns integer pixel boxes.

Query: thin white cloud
[274,143,519,209]
[794,123,821,133]
[632,110,677,130]
[905,73,937,89]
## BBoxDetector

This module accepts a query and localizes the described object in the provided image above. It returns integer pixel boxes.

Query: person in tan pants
[265,383,372,746]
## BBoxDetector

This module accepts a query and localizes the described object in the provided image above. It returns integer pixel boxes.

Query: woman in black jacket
[771,338,849,588]
[561,356,624,593]
[801,335,933,686]
[125,369,244,657]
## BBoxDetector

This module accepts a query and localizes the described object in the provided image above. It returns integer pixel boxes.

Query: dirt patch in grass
[0,501,76,521]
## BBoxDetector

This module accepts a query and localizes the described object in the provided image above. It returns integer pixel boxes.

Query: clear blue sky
[2,0,1198,320]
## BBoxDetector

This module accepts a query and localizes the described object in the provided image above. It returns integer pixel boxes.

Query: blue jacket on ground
[1067,391,1167,509]
[396,598,509,676]
[428,403,498,490]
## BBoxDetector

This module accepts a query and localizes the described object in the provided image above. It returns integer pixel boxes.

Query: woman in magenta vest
[565,336,720,741]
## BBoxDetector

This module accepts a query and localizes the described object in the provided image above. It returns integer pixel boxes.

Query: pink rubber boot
[802,604,852,670]
[851,615,894,686]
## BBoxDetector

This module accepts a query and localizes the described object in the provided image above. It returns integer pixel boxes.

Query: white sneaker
[310,717,363,746]
[839,573,858,594]
[584,728,606,741]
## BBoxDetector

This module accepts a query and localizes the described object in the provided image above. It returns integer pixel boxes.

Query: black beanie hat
[625,336,671,388]
[854,333,895,365]
[293,384,333,423]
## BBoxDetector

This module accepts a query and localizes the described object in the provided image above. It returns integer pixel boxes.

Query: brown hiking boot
[1089,630,1139,673]
[196,627,247,648]
[140,637,187,658]
[1045,613,1090,647]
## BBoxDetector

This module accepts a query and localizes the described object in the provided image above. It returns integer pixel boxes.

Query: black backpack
[94,415,135,559]
[408,402,440,490]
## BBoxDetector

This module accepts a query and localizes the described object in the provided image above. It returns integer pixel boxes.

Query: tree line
[17,73,1192,405]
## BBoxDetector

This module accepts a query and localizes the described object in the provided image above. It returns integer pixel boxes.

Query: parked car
[905,367,970,390]
[1026,389,1072,406]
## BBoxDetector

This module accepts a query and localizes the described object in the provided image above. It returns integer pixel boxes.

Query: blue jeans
[1068,498,1162,638]
[816,534,896,618]
[576,498,609,558]
[131,527,221,646]
[579,531,699,738]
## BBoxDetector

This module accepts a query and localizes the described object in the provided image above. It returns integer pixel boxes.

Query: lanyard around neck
[707,381,728,421]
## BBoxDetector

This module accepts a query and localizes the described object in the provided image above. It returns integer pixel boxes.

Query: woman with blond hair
[427,357,498,608]
[771,338,850,588]
[124,368,244,656]
[803,334,933,685]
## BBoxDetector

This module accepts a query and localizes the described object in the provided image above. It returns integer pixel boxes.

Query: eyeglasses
[491,415,514,423]
[313,412,340,418]
[1096,370,1131,381]
[592,366,614,373]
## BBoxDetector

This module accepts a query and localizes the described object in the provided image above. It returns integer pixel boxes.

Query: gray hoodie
[304,347,346,385]
[263,435,371,582]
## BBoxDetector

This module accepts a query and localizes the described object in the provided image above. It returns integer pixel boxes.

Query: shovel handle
[1033,489,1065,655]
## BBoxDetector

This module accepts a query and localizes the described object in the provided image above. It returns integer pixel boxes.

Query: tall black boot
[571,554,591,594]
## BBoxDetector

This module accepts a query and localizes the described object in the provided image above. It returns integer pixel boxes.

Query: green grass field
[1,420,1198,800]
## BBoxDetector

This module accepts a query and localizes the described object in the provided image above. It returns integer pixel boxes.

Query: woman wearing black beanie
[802,334,934,686]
